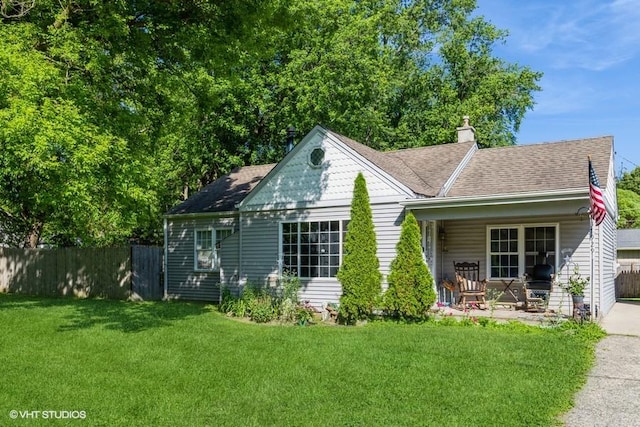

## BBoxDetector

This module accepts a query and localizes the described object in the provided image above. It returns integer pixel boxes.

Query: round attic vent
[309,147,325,167]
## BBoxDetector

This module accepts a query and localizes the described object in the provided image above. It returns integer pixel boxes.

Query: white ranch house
[163,120,618,318]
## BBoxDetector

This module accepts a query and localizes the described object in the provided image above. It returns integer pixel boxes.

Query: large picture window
[195,228,232,271]
[487,224,557,279]
[281,220,346,278]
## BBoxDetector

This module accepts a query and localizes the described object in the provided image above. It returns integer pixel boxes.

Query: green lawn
[0,295,602,426]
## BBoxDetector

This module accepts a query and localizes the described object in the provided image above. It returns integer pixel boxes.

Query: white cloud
[529,75,594,115]
[494,0,640,71]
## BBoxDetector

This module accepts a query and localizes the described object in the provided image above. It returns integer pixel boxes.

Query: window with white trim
[281,220,347,278]
[195,228,232,271]
[487,224,557,279]
[489,227,519,278]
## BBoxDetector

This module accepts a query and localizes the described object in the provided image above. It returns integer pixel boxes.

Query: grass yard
[0,295,603,426]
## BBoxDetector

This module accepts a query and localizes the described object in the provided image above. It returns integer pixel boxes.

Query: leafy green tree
[269,0,541,150]
[337,173,382,324]
[1,0,541,246]
[617,189,640,229]
[618,167,640,195]
[0,23,154,247]
[383,212,435,320]
[0,0,286,246]
[617,167,640,229]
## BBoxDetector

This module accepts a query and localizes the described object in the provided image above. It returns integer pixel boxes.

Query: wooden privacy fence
[0,246,163,300]
[615,270,640,298]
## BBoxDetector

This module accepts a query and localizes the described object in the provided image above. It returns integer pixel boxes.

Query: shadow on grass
[0,293,214,333]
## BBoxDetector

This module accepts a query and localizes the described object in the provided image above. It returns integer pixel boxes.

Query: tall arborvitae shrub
[383,212,436,320]
[337,172,382,324]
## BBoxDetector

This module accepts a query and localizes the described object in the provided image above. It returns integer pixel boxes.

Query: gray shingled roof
[446,136,613,197]
[166,130,614,215]
[618,229,640,250]
[167,163,275,215]
[330,130,476,197]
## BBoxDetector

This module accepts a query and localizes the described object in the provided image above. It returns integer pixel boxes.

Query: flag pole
[589,214,595,321]
[587,154,606,321]
[588,155,595,321]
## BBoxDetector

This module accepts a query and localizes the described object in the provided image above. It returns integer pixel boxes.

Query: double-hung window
[281,220,347,278]
[195,228,232,271]
[487,224,558,279]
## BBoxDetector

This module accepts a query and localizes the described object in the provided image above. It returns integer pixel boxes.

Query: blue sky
[475,0,640,177]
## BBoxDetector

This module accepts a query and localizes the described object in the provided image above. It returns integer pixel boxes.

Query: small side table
[439,280,456,306]
[502,279,523,302]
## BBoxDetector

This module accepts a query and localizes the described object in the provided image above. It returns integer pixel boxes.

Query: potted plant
[562,266,589,307]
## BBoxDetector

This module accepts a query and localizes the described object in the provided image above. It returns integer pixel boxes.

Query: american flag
[589,158,606,226]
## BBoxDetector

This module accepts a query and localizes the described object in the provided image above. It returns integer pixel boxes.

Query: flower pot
[572,295,585,308]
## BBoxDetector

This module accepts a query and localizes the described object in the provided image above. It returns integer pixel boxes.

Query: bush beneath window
[219,274,317,325]
[249,295,276,323]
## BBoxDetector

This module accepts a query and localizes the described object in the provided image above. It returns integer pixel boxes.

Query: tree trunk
[25,222,42,248]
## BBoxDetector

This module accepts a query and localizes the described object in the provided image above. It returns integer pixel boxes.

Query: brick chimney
[456,116,476,143]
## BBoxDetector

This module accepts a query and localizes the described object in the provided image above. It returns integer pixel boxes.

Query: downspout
[163,217,168,300]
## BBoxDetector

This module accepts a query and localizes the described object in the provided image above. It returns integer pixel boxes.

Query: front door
[421,220,437,279]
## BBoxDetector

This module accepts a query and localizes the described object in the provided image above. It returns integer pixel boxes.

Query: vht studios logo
[9,410,86,420]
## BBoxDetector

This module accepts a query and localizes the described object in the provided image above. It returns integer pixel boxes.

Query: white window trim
[485,223,560,280]
[278,219,347,279]
[308,146,326,168]
[194,227,233,272]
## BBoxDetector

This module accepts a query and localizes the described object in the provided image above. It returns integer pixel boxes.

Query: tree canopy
[617,167,640,229]
[617,189,640,229]
[0,0,541,246]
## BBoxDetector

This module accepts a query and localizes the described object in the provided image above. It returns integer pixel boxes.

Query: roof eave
[401,188,589,209]
[164,210,239,219]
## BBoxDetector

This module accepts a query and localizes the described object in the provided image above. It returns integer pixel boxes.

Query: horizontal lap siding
[241,211,281,286]
[241,202,404,308]
[600,215,616,316]
[440,215,592,314]
[600,152,618,316]
[166,216,236,301]
[220,232,240,296]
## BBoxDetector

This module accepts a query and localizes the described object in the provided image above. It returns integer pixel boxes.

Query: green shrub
[382,212,436,320]
[337,172,382,324]
[218,276,318,326]
[280,270,300,302]
[279,297,297,323]
[295,304,315,326]
[231,299,247,318]
[249,295,276,323]
[219,287,235,314]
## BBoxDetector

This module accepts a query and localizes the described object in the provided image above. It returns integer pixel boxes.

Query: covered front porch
[407,190,597,318]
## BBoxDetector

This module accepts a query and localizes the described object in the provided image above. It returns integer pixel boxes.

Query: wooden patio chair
[453,261,487,309]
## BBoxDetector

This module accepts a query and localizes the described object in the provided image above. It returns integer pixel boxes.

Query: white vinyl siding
[433,216,594,314]
[165,216,236,301]
[240,202,405,308]
[242,131,409,210]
